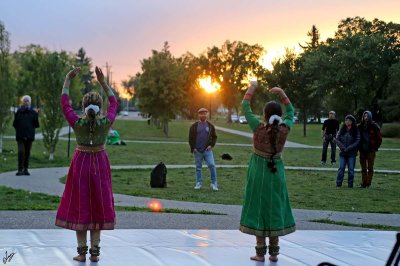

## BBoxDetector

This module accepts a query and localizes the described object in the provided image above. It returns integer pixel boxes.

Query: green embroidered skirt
[240,154,296,237]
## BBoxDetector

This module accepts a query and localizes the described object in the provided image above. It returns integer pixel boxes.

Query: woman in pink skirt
[55,66,117,262]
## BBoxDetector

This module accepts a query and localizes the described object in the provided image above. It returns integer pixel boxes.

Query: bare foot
[250,255,265,262]
[73,254,86,262]
[89,255,99,262]
[269,255,278,262]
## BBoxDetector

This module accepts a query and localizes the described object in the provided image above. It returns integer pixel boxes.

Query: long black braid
[264,101,282,173]
[82,92,103,145]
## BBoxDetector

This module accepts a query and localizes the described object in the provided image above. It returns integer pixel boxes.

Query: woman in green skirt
[239,81,295,263]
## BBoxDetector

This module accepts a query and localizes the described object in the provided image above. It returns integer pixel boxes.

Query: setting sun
[198,76,221,93]
[116,85,134,100]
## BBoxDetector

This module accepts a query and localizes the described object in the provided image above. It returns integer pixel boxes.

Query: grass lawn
[59,168,400,214]
[310,219,400,231]
[0,186,60,210]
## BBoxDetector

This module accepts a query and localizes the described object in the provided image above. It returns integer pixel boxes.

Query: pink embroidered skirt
[55,149,115,230]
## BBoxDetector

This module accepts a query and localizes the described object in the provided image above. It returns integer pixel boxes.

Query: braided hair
[82,92,103,144]
[264,101,282,173]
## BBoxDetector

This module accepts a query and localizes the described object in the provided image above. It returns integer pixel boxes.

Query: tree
[12,44,44,107]
[136,42,186,136]
[300,25,320,51]
[37,51,73,160]
[0,21,15,153]
[266,49,315,136]
[73,48,94,107]
[291,17,400,124]
[121,73,139,113]
[121,73,137,98]
[180,52,208,119]
[267,25,324,137]
[381,62,400,121]
[12,46,79,159]
[200,40,264,121]
[314,18,399,119]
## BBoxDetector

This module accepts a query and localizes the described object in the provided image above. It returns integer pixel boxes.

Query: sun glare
[116,85,134,100]
[240,71,258,87]
[198,76,221,93]
[259,48,286,71]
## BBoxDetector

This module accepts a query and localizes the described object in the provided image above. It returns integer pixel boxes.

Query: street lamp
[198,76,220,120]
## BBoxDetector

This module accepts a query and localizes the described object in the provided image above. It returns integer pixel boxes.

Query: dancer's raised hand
[269,87,284,95]
[66,67,81,80]
[270,87,289,102]
[95,66,105,84]
[246,80,258,95]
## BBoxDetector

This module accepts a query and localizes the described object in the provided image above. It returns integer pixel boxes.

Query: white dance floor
[0,229,396,266]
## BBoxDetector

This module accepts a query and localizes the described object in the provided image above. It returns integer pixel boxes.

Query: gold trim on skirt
[76,144,105,153]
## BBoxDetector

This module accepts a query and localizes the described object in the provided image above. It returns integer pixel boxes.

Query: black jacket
[13,107,39,141]
[336,127,360,157]
[188,121,217,153]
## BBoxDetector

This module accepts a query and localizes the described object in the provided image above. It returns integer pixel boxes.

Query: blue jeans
[194,150,217,185]
[336,155,356,186]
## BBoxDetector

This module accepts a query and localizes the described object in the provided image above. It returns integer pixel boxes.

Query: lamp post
[209,93,212,120]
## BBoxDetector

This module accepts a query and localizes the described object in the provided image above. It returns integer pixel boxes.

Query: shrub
[381,123,400,138]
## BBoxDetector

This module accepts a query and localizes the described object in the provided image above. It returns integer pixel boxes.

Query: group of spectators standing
[320,110,382,188]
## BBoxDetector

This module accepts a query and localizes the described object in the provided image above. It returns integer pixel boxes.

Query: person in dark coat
[335,115,360,188]
[358,111,382,188]
[13,95,39,175]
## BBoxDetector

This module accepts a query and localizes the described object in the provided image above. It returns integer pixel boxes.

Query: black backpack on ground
[150,162,167,188]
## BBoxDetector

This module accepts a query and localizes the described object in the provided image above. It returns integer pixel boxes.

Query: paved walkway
[1,166,399,230]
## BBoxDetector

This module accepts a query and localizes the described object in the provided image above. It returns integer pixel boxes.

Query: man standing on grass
[321,111,340,166]
[188,108,218,191]
[13,95,39,176]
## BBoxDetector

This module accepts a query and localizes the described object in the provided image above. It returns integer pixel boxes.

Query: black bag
[150,162,167,188]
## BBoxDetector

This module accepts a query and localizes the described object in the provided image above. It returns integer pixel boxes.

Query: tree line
[124,17,399,136]
[0,16,399,157]
[0,22,123,157]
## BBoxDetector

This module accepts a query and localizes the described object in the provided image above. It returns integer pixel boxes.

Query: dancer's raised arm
[95,66,118,124]
[61,67,81,127]
[242,81,261,132]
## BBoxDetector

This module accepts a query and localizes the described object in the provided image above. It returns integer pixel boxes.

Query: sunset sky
[1,0,399,94]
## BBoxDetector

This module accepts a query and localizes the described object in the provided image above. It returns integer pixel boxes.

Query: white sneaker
[211,183,219,191]
[194,183,202,189]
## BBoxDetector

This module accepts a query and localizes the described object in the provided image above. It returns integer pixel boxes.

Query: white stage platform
[0,230,396,266]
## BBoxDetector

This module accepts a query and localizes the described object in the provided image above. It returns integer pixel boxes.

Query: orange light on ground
[198,76,220,93]
[148,200,163,212]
